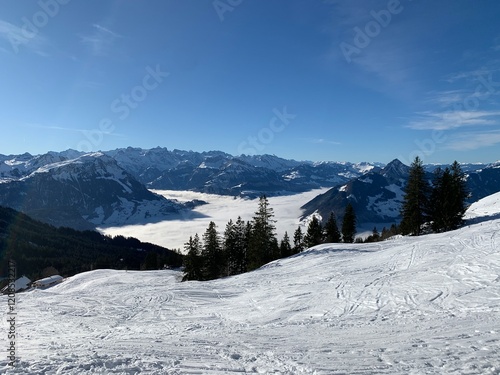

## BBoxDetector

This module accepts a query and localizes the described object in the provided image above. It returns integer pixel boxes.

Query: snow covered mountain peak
[381,158,410,181]
[24,152,125,182]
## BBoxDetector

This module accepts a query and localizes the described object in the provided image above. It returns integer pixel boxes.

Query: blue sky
[0,0,499,164]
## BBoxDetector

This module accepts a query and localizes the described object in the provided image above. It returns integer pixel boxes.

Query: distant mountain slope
[467,162,500,202]
[1,147,380,199]
[0,153,187,229]
[104,147,379,195]
[0,205,183,281]
[301,159,411,224]
[0,148,497,231]
[302,159,500,226]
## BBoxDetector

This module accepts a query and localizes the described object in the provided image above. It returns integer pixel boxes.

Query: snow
[465,190,500,221]
[32,275,64,288]
[90,198,179,227]
[1,277,31,293]
[360,177,373,184]
[2,193,499,373]
[99,188,330,250]
[366,192,401,219]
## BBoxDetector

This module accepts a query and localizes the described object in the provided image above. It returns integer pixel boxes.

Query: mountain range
[0,147,498,230]
[301,159,500,227]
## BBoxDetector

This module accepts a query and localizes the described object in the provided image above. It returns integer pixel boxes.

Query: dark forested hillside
[0,206,183,282]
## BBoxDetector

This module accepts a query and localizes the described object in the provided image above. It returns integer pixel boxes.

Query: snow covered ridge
[0,147,383,195]
[0,152,200,230]
[2,198,499,373]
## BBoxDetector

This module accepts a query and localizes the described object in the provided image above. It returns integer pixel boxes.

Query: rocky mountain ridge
[0,148,497,230]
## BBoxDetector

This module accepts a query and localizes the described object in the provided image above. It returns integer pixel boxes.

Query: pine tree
[223,219,236,277]
[303,215,323,248]
[182,234,203,281]
[430,167,451,232]
[400,156,431,236]
[247,195,278,270]
[141,252,158,270]
[279,231,292,258]
[292,226,304,254]
[430,162,469,232]
[234,216,249,275]
[341,203,357,243]
[449,161,469,229]
[324,212,341,243]
[201,221,223,280]
[223,217,248,276]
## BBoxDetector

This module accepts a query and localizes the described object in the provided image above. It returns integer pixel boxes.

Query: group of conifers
[183,156,469,282]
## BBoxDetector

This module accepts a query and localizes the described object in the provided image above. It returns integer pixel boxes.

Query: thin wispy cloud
[306,138,341,145]
[26,124,86,133]
[407,110,500,131]
[80,24,122,56]
[447,130,500,151]
[443,67,497,84]
[25,123,125,137]
[0,19,48,55]
[425,87,498,108]
[425,90,468,107]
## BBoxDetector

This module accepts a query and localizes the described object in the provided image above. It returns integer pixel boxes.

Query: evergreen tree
[292,226,304,254]
[182,234,203,281]
[247,195,278,270]
[430,162,469,232]
[341,203,357,243]
[279,231,292,258]
[450,161,469,228]
[303,215,323,248]
[400,156,432,236]
[223,217,248,276]
[430,167,451,232]
[365,227,380,243]
[234,216,249,275]
[223,219,236,277]
[324,212,341,243]
[141,252,158,270]
[201,221,223,280]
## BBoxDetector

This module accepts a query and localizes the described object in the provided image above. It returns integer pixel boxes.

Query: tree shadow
[465,213,500,226]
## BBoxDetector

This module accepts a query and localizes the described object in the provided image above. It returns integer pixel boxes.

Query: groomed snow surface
[2,194,500,374]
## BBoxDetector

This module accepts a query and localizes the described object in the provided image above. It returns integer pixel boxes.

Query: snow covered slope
[0,153,187,229]
[466,190,500,222]
[2,194,499,374]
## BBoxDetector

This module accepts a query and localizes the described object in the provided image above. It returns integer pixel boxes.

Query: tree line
[183,157,470,282]
[182,197,358,281]
[400,157,468,236]
[0,205,183,284]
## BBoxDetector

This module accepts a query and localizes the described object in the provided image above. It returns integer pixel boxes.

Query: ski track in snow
[1,193,500,374]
